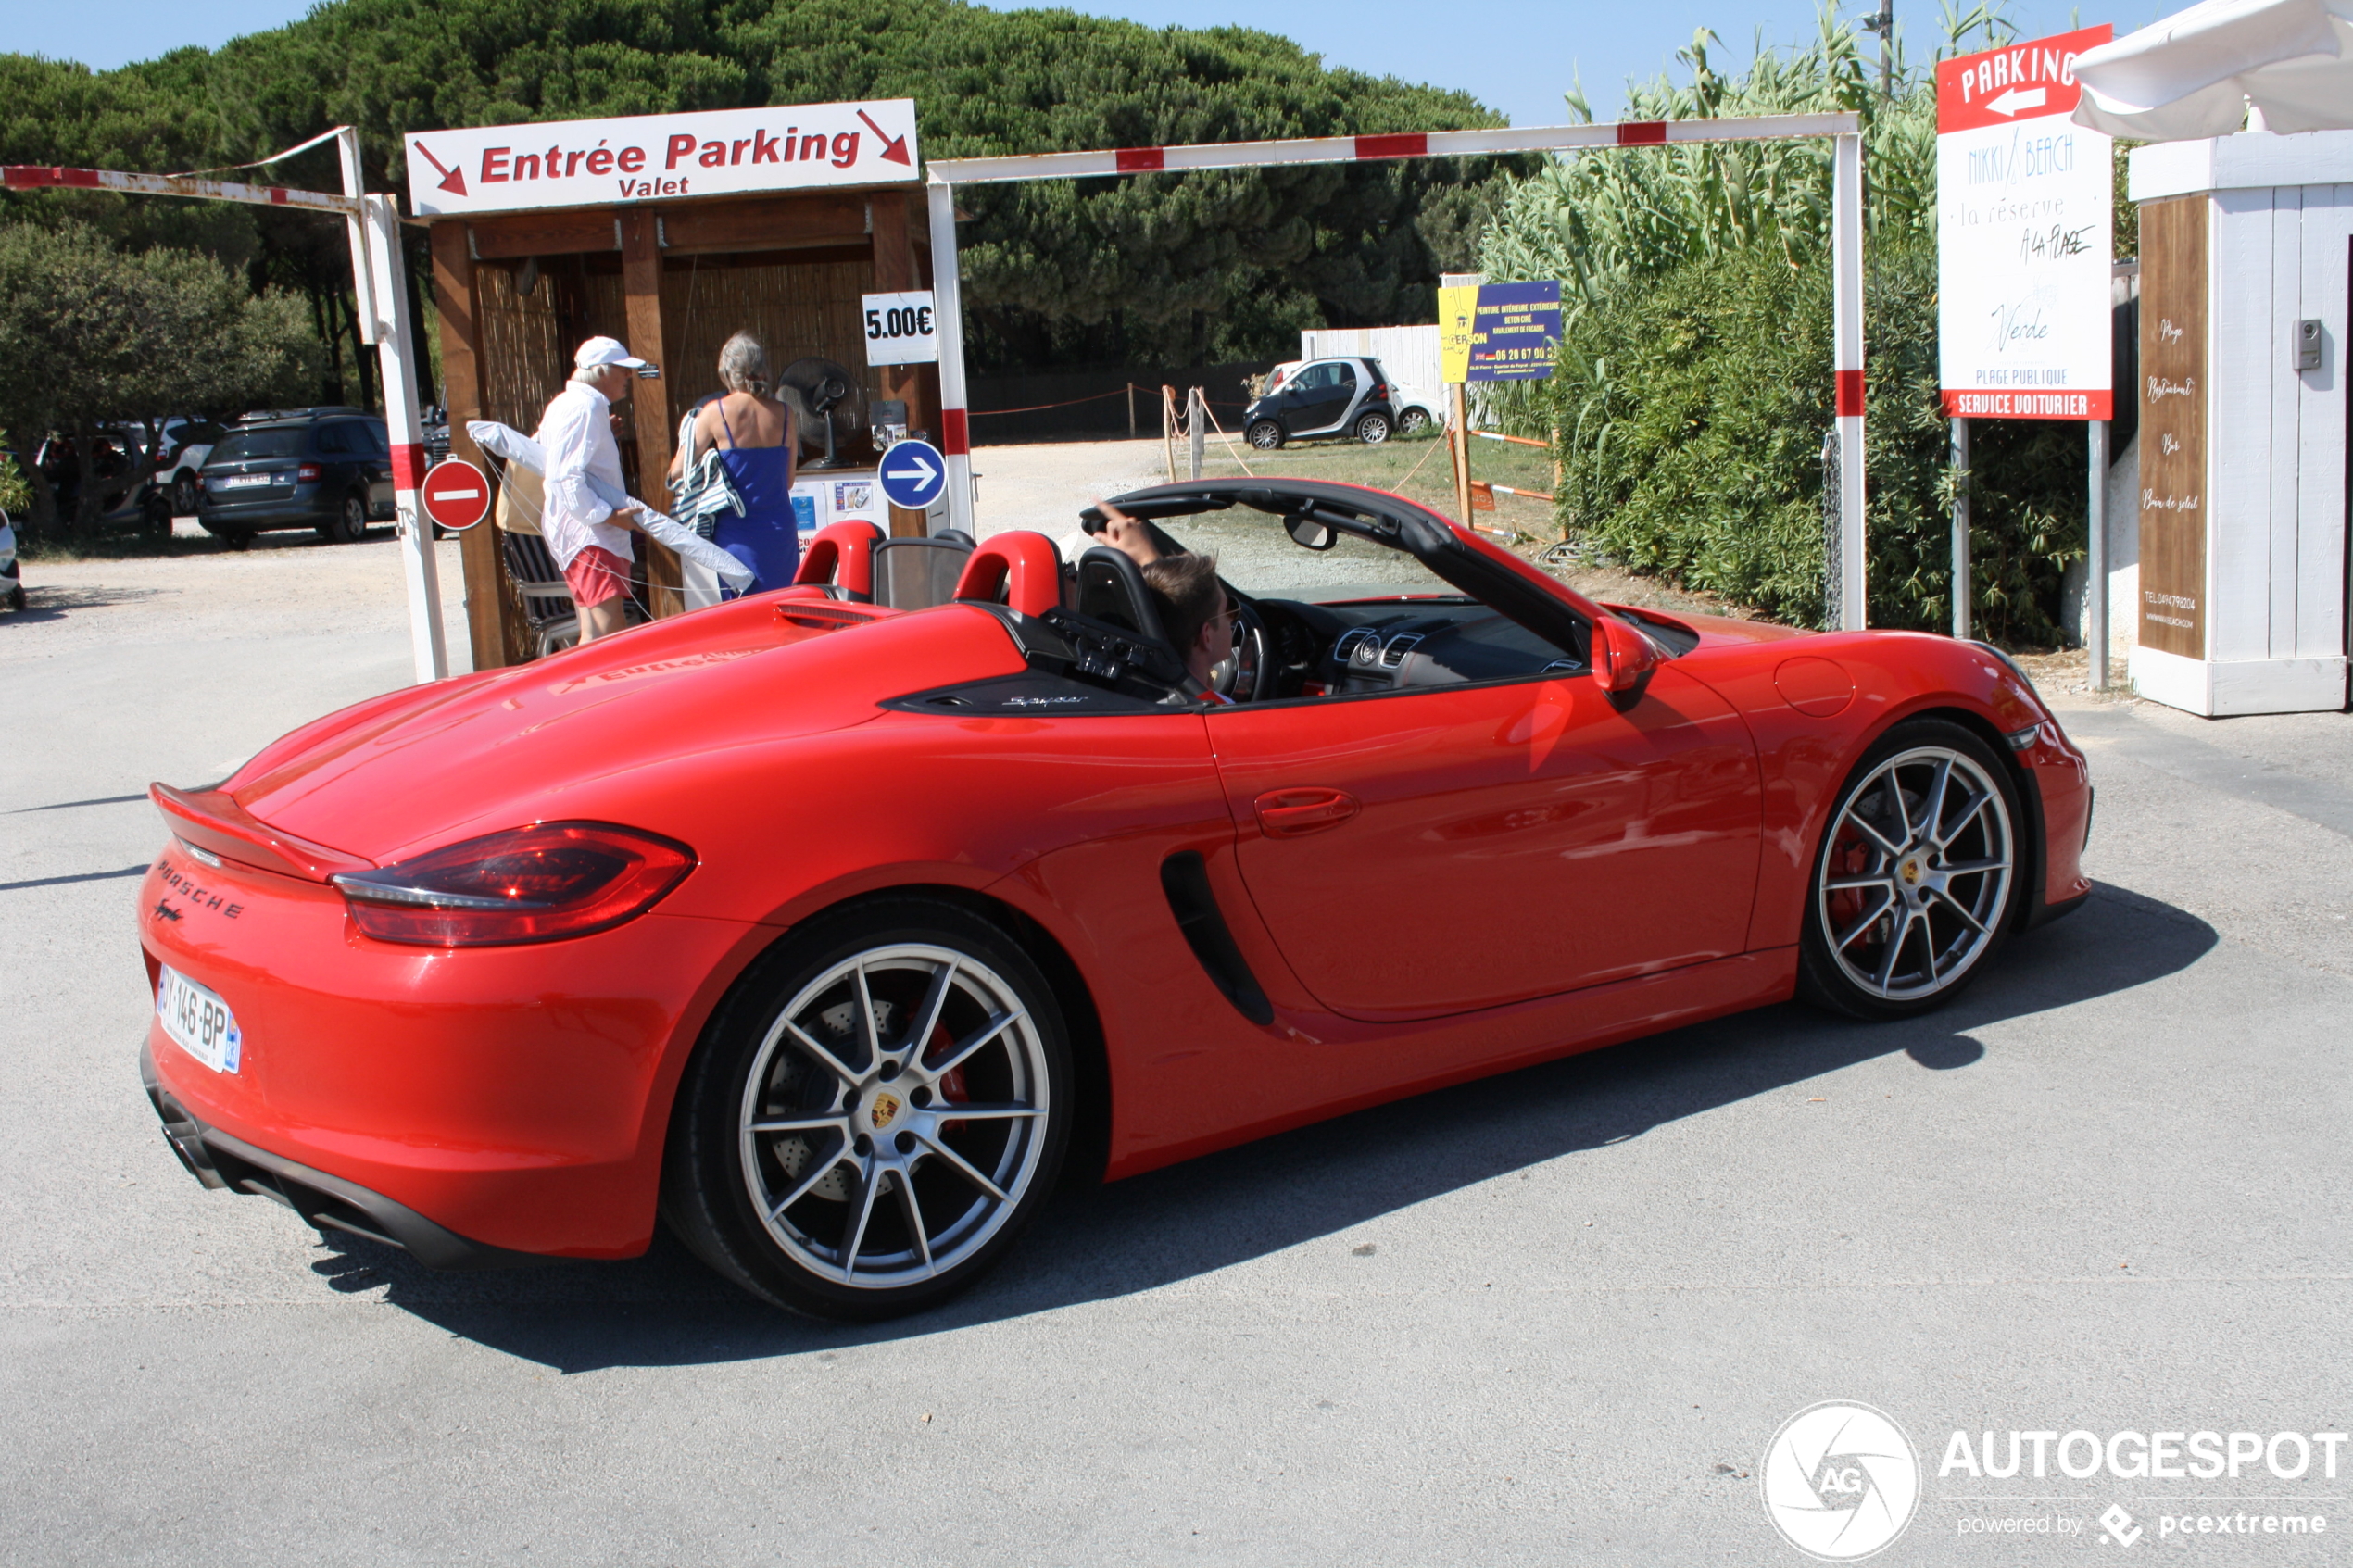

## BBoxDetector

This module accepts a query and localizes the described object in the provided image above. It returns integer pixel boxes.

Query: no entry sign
[1936,27,2114,420]
[421,458,492,533]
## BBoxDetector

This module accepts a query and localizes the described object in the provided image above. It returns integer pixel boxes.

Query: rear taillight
[333,822,695,947]
[296,463,321,483]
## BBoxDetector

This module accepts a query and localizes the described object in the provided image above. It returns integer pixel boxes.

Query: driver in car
[1097,500,1235,700]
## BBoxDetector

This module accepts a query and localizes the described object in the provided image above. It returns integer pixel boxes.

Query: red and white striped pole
[1831,130,1868,630]
[925,179,976,539]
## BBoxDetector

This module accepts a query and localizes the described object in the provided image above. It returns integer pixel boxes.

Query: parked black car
[197,408,396,544]
[1241,356,1401,449]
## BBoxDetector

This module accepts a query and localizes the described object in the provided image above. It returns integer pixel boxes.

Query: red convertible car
[137,479,2090,1320]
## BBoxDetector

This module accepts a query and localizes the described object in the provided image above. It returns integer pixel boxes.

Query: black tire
[1354,410,1392,445]
[326,493,367,545]
[1397,407,1431,436]
[6,585,23,612]
[143,493,173,537]
[172,474,200,517]
[1796,719,2026,1022]
[663,896,1072,1321]
[1246,420,1286,451]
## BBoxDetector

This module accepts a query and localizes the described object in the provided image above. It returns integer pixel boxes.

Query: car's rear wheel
[1247,420,1286,451]
[143,492,173,537]
[326,493,367,545]
[173,474,199,517]
[665,897,1070,1321]
[1354,410,1392,445]
[1396,407,1431,436]
[1797,720,2022,1021]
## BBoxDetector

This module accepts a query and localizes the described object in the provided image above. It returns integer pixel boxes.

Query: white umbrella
[2071,0,2353,140]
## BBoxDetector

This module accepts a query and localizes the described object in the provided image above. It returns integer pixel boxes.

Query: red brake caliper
[928,1022,968,1133]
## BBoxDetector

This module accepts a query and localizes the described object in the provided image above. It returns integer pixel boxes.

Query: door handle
[1253,786,1359,838]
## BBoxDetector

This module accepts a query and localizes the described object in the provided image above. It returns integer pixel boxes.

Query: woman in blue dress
[669,331,799,593]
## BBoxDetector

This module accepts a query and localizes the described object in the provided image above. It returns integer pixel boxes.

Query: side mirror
[1285,511,1336,550]
[1593,615,1660,695]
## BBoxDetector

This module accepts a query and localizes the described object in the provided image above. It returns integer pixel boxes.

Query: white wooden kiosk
[2128,131,2352,715]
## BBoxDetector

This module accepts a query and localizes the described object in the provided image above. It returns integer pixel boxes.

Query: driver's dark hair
[1140,552,1223,653]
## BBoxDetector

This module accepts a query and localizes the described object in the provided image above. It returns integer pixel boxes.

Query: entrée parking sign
[404,99,919,218]
[1935,27,2114,420]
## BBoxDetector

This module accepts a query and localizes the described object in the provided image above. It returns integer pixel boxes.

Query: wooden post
[1188,387,1205,480]
[870,189,933,537]
[428,220,525,671]
[1163,385,1177,483]
[1127,382,1136,439]
[1449,383,1472,524]
[618,208,679,615]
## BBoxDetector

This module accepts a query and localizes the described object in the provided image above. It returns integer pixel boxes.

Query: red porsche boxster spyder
[137,479,2090,1319]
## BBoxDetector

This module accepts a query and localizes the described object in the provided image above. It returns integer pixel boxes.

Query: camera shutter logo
[1761,1401,1921,1560]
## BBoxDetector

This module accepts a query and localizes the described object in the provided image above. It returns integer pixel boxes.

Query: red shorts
[562,546,631,609]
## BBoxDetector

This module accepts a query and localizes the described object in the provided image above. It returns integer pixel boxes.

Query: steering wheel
[1213,591,1268,703]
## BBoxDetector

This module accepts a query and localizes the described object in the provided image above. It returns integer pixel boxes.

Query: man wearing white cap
[535,335,651,643]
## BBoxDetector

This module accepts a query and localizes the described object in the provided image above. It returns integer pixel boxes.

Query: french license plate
[157,965,242,1073]
[222,473,274,489]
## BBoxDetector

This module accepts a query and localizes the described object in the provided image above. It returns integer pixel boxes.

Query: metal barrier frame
[925,112,1871,629]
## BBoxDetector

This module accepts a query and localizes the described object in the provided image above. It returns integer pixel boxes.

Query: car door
[1284,361,1357,434]
[360,420,395,514]
[1205,663,1762,1022]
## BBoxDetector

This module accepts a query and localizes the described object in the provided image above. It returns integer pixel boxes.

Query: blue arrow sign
[877,439,947,510]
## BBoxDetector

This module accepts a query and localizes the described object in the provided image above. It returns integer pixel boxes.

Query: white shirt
[533,381,635,570]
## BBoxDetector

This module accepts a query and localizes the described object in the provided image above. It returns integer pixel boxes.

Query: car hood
[1631,608,1804,652]
[218,598,1026,865]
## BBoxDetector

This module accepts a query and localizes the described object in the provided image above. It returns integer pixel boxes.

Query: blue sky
[18,2,2168,128]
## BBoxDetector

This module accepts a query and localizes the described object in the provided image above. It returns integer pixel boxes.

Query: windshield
[1148,508,1458,604]
[209,429,305,462]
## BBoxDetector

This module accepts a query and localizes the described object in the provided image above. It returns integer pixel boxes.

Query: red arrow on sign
[421,458,492,532]
[857,109,911,167]
[412,141,467,196]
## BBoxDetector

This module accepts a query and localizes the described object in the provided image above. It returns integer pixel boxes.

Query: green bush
[1549,240,2081,640]
[1479,12,2092,643]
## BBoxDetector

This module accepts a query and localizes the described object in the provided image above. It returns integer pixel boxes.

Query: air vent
[1380,633,1424,668]
[1335,629,1377,665]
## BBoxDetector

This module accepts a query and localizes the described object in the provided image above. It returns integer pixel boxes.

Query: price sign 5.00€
[862,291,937,366]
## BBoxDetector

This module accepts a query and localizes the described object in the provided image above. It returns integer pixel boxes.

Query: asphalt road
[3,533,2348,1565]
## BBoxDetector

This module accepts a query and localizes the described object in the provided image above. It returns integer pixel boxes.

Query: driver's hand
[1096,501,1161,567]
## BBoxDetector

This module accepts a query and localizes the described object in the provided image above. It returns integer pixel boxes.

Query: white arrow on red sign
[1985,86,2048,118]
[420,457,492,532]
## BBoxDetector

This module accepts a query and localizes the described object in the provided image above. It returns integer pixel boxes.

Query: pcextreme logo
[1761,1401,1923,1561]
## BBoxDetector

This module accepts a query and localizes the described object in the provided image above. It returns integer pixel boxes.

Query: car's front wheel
[1354,411,1392,445]
[665,897,1071,1320]
[1246,420,1286,451]
[1396,407,1431,436]
[173,474,200,517]
[1797,720,2023,1021]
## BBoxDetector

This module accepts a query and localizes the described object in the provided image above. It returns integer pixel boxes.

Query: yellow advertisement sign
[1438,285,1478,383]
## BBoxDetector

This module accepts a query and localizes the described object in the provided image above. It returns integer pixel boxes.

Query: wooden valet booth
[406,99,939,671]
[2127,130,2353,715]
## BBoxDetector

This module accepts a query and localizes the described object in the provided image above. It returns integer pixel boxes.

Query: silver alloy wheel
[1248,420,1284,450]
[1816,745,2014,1002]
[737,944,1051,1289]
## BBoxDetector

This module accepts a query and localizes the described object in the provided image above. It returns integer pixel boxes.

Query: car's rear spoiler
[150,783,374,883]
